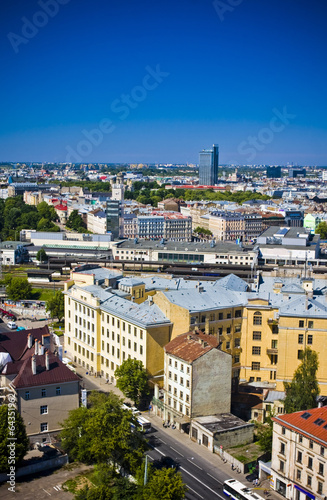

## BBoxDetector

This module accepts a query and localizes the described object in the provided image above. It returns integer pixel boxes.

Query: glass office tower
[199,144,219,186]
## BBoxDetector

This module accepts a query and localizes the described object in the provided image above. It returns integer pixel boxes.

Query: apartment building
[0,327,80,444]
[271,407,327,499]
[87,208,107,234]
[162,331,231,426]
[208,211,245,241]
[123,214,138,239]
[64,266,172,382]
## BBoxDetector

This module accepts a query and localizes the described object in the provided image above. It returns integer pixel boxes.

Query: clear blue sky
[0,0,326,165]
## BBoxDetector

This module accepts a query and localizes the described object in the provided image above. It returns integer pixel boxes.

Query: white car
[7,321,17,330]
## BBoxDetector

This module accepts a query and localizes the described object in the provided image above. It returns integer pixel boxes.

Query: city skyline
[0,0,326,165]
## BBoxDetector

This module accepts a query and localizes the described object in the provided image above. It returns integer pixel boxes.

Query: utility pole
[144,455,148,486]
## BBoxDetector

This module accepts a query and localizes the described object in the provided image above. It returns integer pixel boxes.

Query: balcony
[268,318,278,325]
[267,347,278,355]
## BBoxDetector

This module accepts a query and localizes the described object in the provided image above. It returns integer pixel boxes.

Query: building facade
[199,144,219,186]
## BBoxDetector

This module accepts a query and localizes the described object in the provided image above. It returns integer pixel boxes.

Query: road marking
[180,467,225,499]
[187,458,202,470]
[207,473,223,484]
[154,447,166,456]
[42,489,51,496]
[147,455,154,461]
[158,437,167,444]
[186,484,204,499]
[170,446,184,457]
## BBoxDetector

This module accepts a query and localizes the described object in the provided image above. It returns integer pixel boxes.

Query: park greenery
[124,182,270,207]
[0,405,29,472]
[61,391,186,500]
[5,275,32,301]
[256,411,274,454]
[0,197,59,241]
[316,221,327,240]
[194,226,213,237]
[284,348,320,413]
[114,359,149,407]
[66,210,87,232]
[46,290,65,322]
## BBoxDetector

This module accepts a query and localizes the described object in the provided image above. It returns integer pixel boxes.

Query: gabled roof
[0,327,51,362]
[164,331,219,363]
[279,296,327,318]
[273,407,327,446]
[11,353,79,389]
[216,274,249,292]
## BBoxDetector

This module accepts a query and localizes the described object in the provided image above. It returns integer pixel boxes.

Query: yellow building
[64,265,172,383]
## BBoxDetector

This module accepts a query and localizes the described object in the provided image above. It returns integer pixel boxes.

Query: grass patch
[63,470,95,493]
[30,288,56,301]
[225,442,262,464]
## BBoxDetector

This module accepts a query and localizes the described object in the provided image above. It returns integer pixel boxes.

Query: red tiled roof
[164,331,219,363]
[54,204,67,211]
[273,407,327,446]
[11,353,80,389]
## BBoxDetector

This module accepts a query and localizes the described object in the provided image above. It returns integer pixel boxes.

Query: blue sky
[0,0,326,165]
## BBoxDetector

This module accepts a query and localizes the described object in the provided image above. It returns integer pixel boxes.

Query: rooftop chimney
[35,340,39,355]
[27,333,33,349]
[32,356,36,375]
[45,351,50,370]
[39,341,44,355]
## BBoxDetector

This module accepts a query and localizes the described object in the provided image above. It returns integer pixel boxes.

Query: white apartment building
[271,407,327,500]
[160,331,231,428]
[87,208,107,234]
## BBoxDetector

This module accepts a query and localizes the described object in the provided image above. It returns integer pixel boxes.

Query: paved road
[147,425,230,500]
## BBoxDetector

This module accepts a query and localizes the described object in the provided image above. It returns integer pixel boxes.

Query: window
[56,387,61,396]
[320,446,325,456]
[253,331,262,340]
[253,312,262,325]
[40,422,48,432]
[309,440,313,449]
[282,427,285,435]
[169,371,172,379]
[180,377,184,385]
[226,327,231,334]
[279,460,284,472]
[235,310,242,318]
[40,405,48,415]
[307,334,313,345]
[308,321,314,329]
[252,362,260,371]
[234,338,240,347]
[298,334,304,344]
[252,346,261,355]
[280,442,285,455]
[271,340,278,349]
[226,342,230,349]
[307,475,312,487]
[41,388,46,397]
[297,451,302,463]
[318,482,323,495]
[25,391,30,400]
[299,320,304,328]
[296,469,301,481]
[218,313,223,320]
[203,434,209,447]
[298,350,303,360]
[174,374,177,382]
[308,457,313,469]
[318,462,324,476]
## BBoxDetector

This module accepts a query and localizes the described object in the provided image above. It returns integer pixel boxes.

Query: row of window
[74,343,94,361]
[74,302,95,318]
[168,372,190,387]
[75,329,95,346]
[25,387,61,400]
[74,316,95,332]
[101,341,143,357]
[168,386,190,402]
[168,358,190,373]
[167,397,189,416]
[279,460,323,493]
[252,312,315,329]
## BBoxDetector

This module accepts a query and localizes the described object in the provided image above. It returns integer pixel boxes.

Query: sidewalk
[72,366,282,500]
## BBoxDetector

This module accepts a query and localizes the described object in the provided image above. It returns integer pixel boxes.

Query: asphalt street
[147,425,230,500]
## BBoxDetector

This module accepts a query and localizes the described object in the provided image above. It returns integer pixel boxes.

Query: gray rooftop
[115,239,254,254]
[194,413,253,433]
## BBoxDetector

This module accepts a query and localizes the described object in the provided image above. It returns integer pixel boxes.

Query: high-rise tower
[199,144,219,186]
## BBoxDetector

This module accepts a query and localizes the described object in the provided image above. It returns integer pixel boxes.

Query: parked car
[7,321,17,330]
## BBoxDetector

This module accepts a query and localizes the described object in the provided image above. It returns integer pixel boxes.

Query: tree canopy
[6,276,32,301]
[114,359,149,407]
[256,411,273,453]
[0,404,29,472]
[284,348,320,413]
[36,248,48,262]
[316,221,327,240]
[66,210,87,232]
[60,391,147,474]
[46,291,65,322]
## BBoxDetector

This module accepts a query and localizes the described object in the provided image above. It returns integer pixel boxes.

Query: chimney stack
[45,351,50,370]
[27,333,33,349]
[32,356,36,375]
[39,341,44,355]
[35,340,39,355]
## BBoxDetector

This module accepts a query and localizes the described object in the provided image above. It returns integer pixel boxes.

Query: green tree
[316,221,327,240]
[36,248,48,262]
[46,290,65,322]
[284,348,320,413]
[66,210,86,231]
[194,226,213,237]
[256,411,273,453]
[6,277,32,301]
[0,404,29,472]
[37,201,57,221]
[114,359,149,407]
[142,468,187,500]
[60,391,147,474]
